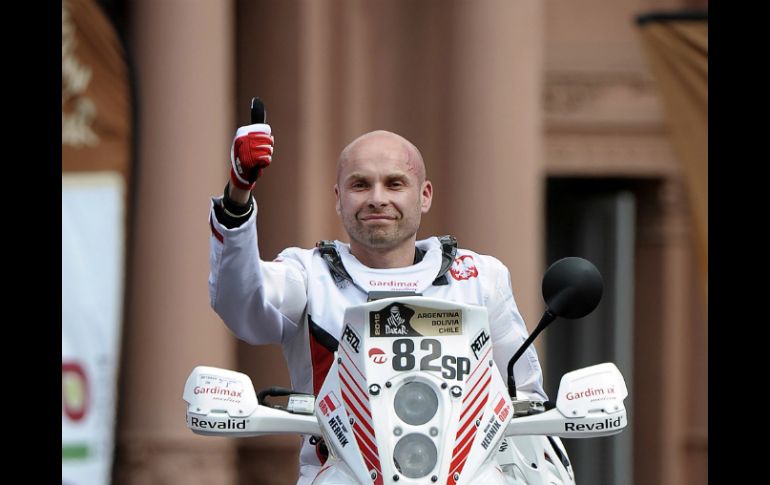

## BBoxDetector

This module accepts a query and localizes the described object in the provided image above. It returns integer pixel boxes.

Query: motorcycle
[183,257,628,484]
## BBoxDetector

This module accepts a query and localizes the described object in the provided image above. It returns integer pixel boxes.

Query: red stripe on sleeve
[209,214,223,243]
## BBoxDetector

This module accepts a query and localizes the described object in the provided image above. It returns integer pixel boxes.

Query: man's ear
[421,180,433,214]
[334,185,341,215]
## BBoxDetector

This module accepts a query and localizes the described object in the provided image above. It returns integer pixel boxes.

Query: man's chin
[346,221,416,249]
[366,232,398,248]
[351,228,400,249]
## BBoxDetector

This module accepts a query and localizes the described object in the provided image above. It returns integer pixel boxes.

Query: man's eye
[352,182,367,189]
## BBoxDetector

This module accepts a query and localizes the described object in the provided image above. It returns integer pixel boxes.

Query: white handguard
[504,362,628,438]
[183,365,321,437]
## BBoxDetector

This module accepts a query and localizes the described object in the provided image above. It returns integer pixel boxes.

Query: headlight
[393,433,437,478]
[394,381,438,425]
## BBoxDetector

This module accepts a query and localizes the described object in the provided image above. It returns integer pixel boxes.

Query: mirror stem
[507,309,556,399]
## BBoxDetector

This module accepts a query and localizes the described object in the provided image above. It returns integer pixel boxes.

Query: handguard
[504,362,628,438]
[183,366,321,437]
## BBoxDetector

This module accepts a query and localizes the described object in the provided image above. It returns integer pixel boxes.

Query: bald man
[208,124,546,485]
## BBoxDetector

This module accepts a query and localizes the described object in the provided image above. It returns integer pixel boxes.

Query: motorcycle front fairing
[313,296,513,485]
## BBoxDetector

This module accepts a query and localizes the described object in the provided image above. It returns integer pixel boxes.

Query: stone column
[115,0,238,483]
[446,0,545,328]
[634,179,691,485]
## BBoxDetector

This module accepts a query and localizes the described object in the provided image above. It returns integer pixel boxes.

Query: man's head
[334,131,433,260]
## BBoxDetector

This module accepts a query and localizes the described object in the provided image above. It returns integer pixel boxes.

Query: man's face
[335,135,432,252]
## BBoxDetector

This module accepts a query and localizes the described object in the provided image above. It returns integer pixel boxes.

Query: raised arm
[208,118,307,345]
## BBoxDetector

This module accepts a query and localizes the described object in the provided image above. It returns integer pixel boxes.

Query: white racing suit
[208,196,547,485]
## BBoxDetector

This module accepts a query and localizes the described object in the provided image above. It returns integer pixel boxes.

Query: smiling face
[335,131,433,262]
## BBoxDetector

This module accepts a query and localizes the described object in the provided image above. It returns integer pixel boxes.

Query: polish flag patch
[450,255,479,281]
[318,392,340,416]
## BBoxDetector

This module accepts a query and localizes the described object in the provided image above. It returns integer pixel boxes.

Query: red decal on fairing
[368,347,388,364]
[338,350,383,485]
[319,393,340,417]
[494,394,512,422]
[447,351,492,484]
[450,255,479,281]
[494,396,506,415]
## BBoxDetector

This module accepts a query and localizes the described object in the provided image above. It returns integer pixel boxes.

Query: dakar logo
[450,255,479,281]
[368,347,388,364]
[370,303,416,337]
[385,306,408,335]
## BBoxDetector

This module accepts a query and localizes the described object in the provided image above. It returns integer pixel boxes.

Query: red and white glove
[230,123,274,190]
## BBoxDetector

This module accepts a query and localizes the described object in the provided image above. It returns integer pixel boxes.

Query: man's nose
[367,184,388,207]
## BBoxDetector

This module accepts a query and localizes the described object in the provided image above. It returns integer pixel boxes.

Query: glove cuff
[230,167,257,190]
[235,123,271,137]
[214,182,254,229]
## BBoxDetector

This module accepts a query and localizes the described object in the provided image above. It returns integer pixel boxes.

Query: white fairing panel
[556,362,628,417]
[314,297,513,485]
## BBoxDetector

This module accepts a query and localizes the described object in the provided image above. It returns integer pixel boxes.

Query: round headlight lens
[394,381,438,425]
[393,433,437,478]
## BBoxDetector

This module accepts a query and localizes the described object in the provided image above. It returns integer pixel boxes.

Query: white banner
[62,172,125,485]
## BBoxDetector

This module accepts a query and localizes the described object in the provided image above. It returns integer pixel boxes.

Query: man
[208,123,546,484]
